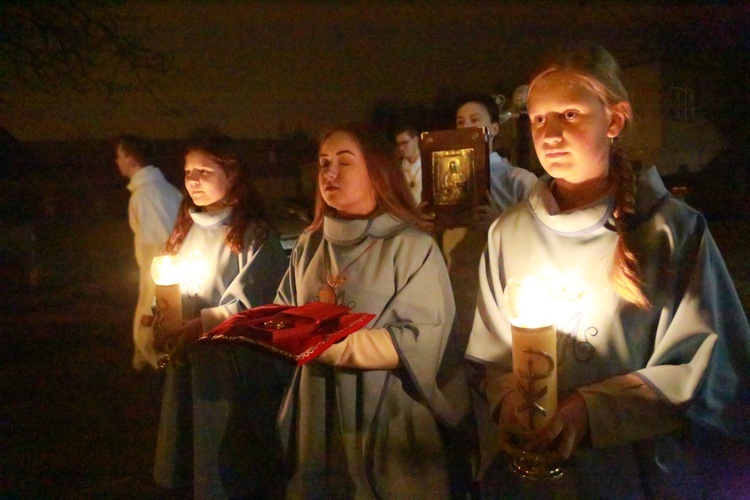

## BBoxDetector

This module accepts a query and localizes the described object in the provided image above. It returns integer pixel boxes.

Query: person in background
[394,125,423,205]
[152,131,289,498]
[443,95,539,369]
[115,134,182,370]
[455,93,537,224]
[275,123,475,498]
[466,41,750,498]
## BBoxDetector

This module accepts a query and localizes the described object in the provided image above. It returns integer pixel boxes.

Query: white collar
[528,166,670,235]
[189,207,232,228]
[126,165,163,192]
[401,157,421,173]
[529,177,615,235]
[323,212,408,245]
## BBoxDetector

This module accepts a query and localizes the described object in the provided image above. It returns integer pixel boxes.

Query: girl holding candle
[152,131,289,498]
[466,42,750,497]
[275,123,475,498]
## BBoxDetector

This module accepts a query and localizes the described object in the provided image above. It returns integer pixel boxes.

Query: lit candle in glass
[506,275,557,432]
[151,255,183,331]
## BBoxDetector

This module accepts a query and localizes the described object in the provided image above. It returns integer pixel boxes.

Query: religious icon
[419,127,491,228]
[438,158,469,204]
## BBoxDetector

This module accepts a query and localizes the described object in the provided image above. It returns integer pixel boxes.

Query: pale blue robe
[153,207,289,498]
[466,167,750,497]
[275,212,474,499]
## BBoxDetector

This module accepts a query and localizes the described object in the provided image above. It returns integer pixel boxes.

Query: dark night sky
[1,1,747,141]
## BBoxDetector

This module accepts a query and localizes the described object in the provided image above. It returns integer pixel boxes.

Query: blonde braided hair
[609,137,649,308]
[530,42,649,308]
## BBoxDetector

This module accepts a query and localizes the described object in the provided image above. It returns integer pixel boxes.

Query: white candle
[505,276,558,432]
[151,255,183,331]
[511,324,557,431]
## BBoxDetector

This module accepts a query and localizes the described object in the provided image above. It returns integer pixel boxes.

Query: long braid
[530,42,650,308]
[609,137,649,308]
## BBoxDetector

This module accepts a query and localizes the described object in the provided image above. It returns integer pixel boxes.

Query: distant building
[619,54,747,219]
[621,60,727,176]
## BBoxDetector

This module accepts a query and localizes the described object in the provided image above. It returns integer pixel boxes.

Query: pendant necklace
[404,167,418,189]
[318,238,379,304]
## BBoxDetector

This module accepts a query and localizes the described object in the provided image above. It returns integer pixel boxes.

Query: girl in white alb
[466,43,750,498]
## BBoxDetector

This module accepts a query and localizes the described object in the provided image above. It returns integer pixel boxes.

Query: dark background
[1,1,749,497]
[1,199,748,497]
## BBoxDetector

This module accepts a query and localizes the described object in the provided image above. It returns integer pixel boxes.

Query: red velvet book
[197,302,376,366]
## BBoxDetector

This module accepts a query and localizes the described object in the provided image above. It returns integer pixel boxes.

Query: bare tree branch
[0,0,173,99]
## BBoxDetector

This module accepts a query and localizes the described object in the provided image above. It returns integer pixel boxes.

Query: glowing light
[151,255,183,331]
[151,255,182,286]
[179,252,207,296]
[505,275,556,329]
[506,275,557,431]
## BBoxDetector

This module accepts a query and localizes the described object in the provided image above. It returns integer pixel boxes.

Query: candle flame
[506,276,554,328]
[505,275,587,329]
[151,255,182,286]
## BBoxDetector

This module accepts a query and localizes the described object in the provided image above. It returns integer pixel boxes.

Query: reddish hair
[165,132,269,255]
[529,42,648,308]
[309,123,430,233]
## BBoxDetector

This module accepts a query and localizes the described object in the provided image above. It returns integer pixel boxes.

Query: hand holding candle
[501,275,564,480]
[151,255,183,332]
[506,275,558,432]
